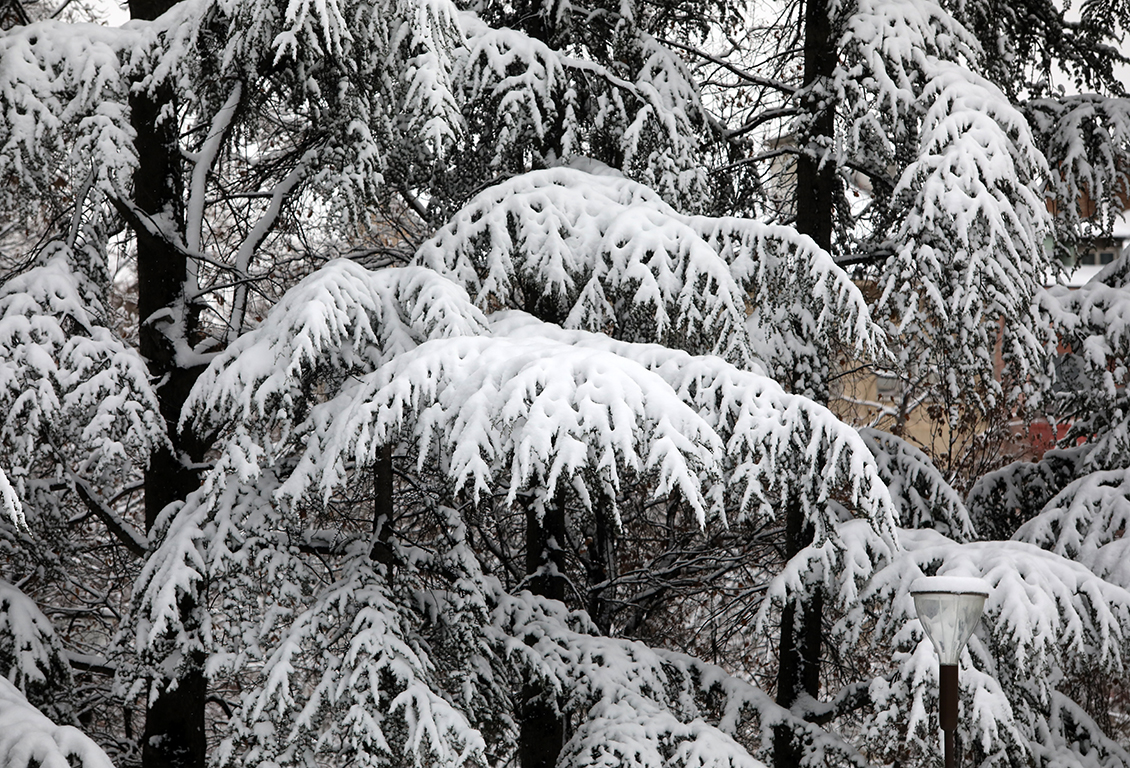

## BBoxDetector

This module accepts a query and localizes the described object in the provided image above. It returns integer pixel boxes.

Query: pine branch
[797,680,874,726]
[66,652,116,677]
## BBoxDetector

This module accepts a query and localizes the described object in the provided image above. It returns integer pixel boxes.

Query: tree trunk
[772,500,824,768]
[519,494,568,768]
[584,501,617,635]
[370,445,397,575]
[794,0,836,255]
[774,0,835,765]
[129,2,208,767]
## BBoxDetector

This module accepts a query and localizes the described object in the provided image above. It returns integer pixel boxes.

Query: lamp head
[910,576,990,665]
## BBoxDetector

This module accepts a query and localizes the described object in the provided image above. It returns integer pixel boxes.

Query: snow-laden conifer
[809,0,1057,432]
[858,428,974,539]
[0,677,115,768]
[0,244,162,545]
[415,166,756,367]
[452,6,711,212]
[416,166,885,387]
[1040,268,1130,473]
[966,447,1088,540]
[489,586,866,768]
[323,333,725,521]
[128,262,496,766]
[149,0,465,211]
[0,581,74,723]
[1014,468,1130,588]
[219,543,488,768]
[0,20,136,206]
[692,215,886,399]
[1021,260,1130,600]
[875,60,1052,419]
[1028,95,1130,260]
[133,260,489,639]
[138,242,899,768]
[127,444,506,768]
[303,311,897,538]
[185,260,489,437]
[10,0,1130,763]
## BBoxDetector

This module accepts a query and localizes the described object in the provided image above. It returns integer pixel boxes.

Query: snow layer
[908,575,990,596]
[0,677,115,768]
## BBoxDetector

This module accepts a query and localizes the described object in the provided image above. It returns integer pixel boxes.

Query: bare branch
[70,475,148,558]
[660,37,798,95]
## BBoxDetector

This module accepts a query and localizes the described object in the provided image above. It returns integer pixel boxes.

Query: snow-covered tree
[673,8,1059,765]
[415,163,884,395]
[1020,253,1130,582]
[671,1,1130,765]
[681,0,1130,468]
[949,89,1130,758]
[0,0,732,763]
[836,522,1130,768]
[5,2,1130,768]
[119,154,899,768]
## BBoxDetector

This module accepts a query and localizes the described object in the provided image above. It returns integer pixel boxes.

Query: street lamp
[910,576,990,768]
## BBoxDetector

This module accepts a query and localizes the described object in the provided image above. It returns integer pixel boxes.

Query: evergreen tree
[3,2,1130,768]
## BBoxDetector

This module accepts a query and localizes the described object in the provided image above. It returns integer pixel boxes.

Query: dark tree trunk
[518,494,568,768]
[774,0,835,765]
[370,445,397,574]
[583,500,617,635]
[129,2,208,767]
[772,500,824,768]
[794,0,836,256]
[524,494,568,603]
[140,594,206,768]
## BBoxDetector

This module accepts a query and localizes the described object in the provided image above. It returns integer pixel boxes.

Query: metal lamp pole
[909,576,990,768]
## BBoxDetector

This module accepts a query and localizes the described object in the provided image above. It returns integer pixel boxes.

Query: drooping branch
[800,680,874,726]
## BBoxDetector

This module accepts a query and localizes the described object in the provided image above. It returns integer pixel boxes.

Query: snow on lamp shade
[910,576,990,665]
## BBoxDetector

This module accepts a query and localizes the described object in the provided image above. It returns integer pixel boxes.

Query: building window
[876,373,900,399]
[1078,249,1119,266]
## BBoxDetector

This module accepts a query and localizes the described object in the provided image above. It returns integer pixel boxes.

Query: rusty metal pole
[939,664,959,768]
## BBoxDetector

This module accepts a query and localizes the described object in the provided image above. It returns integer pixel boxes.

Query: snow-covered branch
[0,678,115,768]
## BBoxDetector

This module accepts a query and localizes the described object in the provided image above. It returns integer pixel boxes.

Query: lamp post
[909,576,990,768]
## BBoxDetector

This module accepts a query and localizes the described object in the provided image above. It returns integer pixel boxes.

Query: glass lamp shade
[910,576,990,665]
